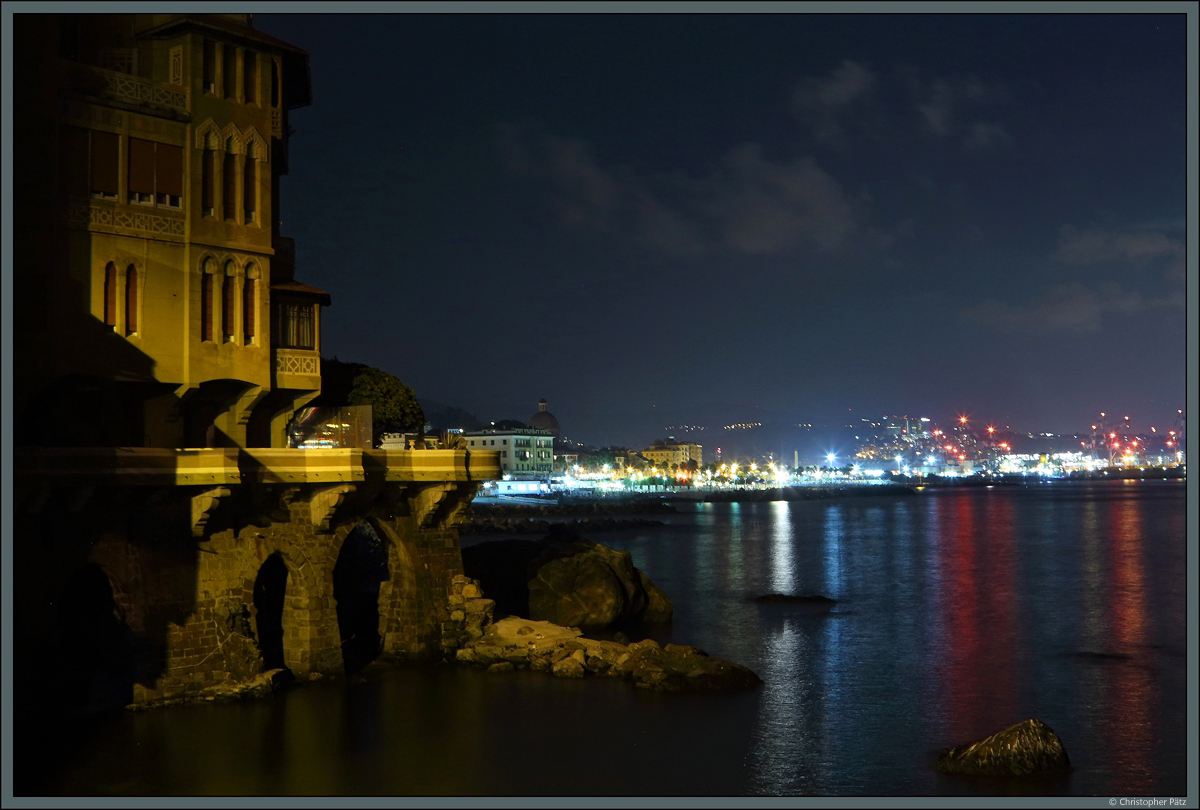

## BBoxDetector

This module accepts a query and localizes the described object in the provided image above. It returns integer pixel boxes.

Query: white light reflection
[822,505,843,598]
[749,621,820,794]
[769,500,794,594]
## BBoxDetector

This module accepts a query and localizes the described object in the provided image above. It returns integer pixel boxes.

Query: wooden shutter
[157,143,183,197]
[90,130,119,196]
[128,138,156,195]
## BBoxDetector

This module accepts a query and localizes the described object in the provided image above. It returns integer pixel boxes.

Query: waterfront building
[464,426,555,478]
[15,13,331,449]
[12,13,500,711]
[641,438,703,468]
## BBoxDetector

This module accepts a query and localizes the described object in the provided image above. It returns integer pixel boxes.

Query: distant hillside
[418,398,486,432]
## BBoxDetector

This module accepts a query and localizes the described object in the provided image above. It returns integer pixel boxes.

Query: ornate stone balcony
[66,63,189,118]
[273,347,320,391]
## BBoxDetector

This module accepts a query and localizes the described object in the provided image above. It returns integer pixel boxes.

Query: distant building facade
[465,428,554,478]
[641,439,703,468]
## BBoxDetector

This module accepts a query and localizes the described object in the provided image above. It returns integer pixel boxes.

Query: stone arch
[242,128,268,163]
[365,517,423,658]
[251,550,289,672]
[244,534,342,676]
[194,118,222,150]
[221,124,244,155]
[331,519,391,673]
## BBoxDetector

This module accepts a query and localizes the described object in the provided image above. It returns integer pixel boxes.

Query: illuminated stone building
[464,427,555,477]
[14,13,328,449]
[11,14,499,713]
[641,439,703,468]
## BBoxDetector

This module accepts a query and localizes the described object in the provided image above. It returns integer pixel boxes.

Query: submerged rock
[461,529,672,630]
[935,719,1071,776]
[458,618,760,694]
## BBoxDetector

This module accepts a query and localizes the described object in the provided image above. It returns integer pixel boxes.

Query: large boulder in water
[935,719,1071,776]
[461,529,672,630]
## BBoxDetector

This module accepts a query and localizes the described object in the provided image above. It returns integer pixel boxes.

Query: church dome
[529,398,560,437]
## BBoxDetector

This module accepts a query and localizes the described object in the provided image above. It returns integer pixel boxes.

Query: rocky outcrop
[461,530,672,630]
[935,719,1071,776]
[455,618,761,693]
[440,575,496,655]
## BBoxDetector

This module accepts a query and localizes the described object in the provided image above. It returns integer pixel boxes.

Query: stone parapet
[14,445,502,489]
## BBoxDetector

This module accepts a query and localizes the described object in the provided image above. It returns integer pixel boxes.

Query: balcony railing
[66,63,188,117]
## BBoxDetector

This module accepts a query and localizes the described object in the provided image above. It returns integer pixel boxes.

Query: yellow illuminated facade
[14,13,329,449]
[641,440,703,468]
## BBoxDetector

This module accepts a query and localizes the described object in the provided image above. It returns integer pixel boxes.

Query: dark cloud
[905,71,1010,148]
[960,280,1183,334]
[1053,225,1186,282]
[501,128,871,259]
[788,60,877,141]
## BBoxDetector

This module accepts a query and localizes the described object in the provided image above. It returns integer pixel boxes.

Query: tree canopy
[317,358,425,438]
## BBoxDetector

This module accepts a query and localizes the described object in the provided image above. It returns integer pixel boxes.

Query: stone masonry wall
[13,478,478,709]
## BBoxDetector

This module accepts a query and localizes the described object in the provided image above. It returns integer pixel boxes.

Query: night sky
[254,11,1189,453]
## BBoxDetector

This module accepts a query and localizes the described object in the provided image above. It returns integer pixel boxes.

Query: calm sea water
[26,480,1190,798]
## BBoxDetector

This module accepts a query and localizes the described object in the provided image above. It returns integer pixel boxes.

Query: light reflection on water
[31,481,1188,797]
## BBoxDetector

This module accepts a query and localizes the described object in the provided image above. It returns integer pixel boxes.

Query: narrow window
[222,265,235,340]
[201,148,216,214]
[90,130,119,199]
[156,143,182,207]
[270,60,280,107]
[223,150,237,221]
[128,138,155,205]
[203,40,217,92]
[103,263,118,328]
[243,271,256,342]
[124,264,138,335]
[223,44,237,99]
[243,50,257,104]
[201,266,214,342]
[243,153,256,223]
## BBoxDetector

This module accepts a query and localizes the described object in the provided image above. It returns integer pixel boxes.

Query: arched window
[124,264,138,335]
[103,262,118,328]
[242,150,256,223]
[243,265,257,343]
[223,43,237,99]
[200,259,215,342]
[243,49,257,104]
[201,147,216,216]
[222,261,237,341]
[222,142,237,221]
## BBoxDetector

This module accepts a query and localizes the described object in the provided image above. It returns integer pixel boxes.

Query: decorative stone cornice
[191,486,231,537]
[309,483,357,533]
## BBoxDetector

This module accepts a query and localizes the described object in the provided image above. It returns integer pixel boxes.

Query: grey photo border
[1,2,1196,808]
